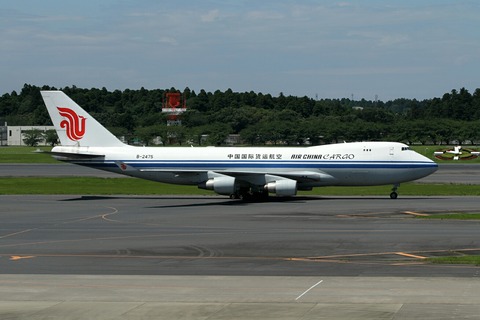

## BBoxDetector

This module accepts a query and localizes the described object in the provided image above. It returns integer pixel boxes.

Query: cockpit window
[401,147,410,151]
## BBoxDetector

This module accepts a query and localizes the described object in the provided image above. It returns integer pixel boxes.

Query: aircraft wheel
[390,192,398,199]
[252,190,269,202]
[239,192,252,202]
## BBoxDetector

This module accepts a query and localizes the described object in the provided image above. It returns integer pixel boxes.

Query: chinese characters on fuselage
[226,153,355,160]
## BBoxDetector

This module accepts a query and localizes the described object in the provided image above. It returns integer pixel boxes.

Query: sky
[1,0,479,101]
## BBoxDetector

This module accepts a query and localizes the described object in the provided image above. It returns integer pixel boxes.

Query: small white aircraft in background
[434,146,480,160]
[41,91,438,200]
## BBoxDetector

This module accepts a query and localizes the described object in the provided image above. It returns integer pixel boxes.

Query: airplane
[434,146,480,160]
[41,90,438,200]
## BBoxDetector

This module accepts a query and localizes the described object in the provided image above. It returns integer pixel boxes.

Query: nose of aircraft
[427,161,439,174]
[419,154,439,177]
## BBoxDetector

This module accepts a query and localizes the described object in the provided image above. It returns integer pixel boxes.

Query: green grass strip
[0,177,214,195]
[0,147,58,163]
[1,177,480,195]
[417,213,480,220]
[427,256,480,266]
[301,183,480,196]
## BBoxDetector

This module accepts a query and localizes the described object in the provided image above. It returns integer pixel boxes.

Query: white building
[0,125,55,146]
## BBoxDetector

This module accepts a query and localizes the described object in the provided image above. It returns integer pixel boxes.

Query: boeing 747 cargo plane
[41,91,438,200]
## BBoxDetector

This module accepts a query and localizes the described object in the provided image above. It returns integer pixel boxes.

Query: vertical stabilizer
[41,91,125,147]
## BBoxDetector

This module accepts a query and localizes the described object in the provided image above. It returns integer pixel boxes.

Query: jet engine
[264,179,297,196]
[199,176,236,195]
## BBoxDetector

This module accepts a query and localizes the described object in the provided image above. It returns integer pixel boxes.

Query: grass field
[427,255,480,266]
[410,145,480,163]
[417,213,480,219]
[0,177,214,195]
[0,146,58,163]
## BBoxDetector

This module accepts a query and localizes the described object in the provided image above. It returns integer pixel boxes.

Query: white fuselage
[52,141,438,190]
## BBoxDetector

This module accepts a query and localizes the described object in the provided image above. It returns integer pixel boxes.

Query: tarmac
[1,194,480,319]
[1,163,480,319]
[1,274,480,319]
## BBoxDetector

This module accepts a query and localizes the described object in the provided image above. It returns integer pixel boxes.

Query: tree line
[2,84,480,146]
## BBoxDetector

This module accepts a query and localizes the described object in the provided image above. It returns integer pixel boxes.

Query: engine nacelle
[265,179,297,196]
[199,176,236,195]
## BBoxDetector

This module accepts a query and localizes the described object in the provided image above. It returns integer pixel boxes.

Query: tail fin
[41,91,125,147]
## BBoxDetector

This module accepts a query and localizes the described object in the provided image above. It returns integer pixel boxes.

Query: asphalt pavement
[1,164,480,319]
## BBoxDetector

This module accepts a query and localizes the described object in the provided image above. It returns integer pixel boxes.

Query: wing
[132,165,334,196]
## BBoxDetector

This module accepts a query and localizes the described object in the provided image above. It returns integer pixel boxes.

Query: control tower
[162,92,187,126]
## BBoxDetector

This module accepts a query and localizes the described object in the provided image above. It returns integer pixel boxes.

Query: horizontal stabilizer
[42,150,105,161]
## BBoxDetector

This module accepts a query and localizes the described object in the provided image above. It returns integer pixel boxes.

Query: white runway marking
[295,279,323,300]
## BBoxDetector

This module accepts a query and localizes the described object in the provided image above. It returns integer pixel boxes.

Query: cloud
[201,9,220,22]
[347,31,410,47]
[1,0,480,100]
[157,36,178,46]
[246,10,284,20]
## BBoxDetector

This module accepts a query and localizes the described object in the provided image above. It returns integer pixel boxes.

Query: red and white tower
[162,92,187,126]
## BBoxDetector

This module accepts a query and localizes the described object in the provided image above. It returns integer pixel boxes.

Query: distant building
[225,134,241,145]
[0,125,6,146]
[0,124,55,146]
[200,134,242,145]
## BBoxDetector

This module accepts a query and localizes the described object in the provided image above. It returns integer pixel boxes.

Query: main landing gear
[390,184,399,199]
[230,188,269,202]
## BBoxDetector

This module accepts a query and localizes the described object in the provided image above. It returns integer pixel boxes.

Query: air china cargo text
[291,154,355,160]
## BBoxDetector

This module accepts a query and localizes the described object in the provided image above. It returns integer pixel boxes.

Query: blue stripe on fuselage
[70,160,437,170]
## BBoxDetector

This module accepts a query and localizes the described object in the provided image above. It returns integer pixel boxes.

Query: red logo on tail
[57,107,87,141]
